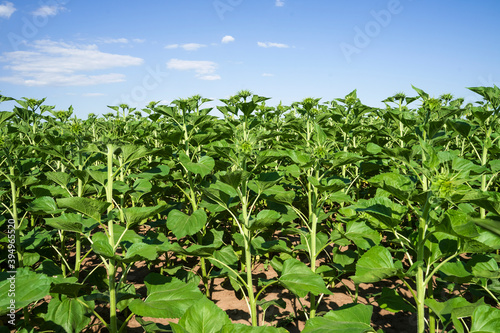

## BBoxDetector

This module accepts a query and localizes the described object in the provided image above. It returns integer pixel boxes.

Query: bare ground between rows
[77,257,417,333]
[10,225,418,332]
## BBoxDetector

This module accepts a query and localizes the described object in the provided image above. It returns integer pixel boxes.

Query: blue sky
[0,0,499,118]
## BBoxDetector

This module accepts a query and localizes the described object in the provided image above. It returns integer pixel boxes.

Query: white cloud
[82,92,106,97]
[221,35,235,43]
[199,75,221,81]
[0,39,143,86]
[167,58,220,80]
[32,5,66,17]
[0,1,15,18]
[257,41,289,48]
[181,43,206,51]
[165,43,206,51]
[99,38,129,44]
[275,0,285,7]
[132,38,145,43]
[262,73,274,77]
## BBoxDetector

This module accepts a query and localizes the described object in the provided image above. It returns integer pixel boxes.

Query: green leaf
[308,176,346,193]
[368,172,415,201]
[123,243,159,263]
[123,205,165,229]
[121,144,150,165]
[57,197,110,221]
[353,197,407,228]
[473,218,500,237]
[440,210,480,238]
[466,254,500,279]
[22,252,40,267]
[257,298,286,312]
[20,227,56,250]
[220,170,250,189]
[45,213,98,233]
[344,221,380,249]
[175,297,231,333]
[179,153,215,177]
[135,317,172,333]
[91,232,116,259]
[438,261,473,283]
[446,119,472,137]
[279,258,332,298]
[330,152,364,169]
[45,295,94,333]
[467,222,500,251]
[27,196,64,215]
[221,324,288,333]
[366,142,383,154]
[412,85,429,100]
[302,304,375,333]
[31,185,71,198]
[470,305,500,333]
[351,246,399,284]
[331,248,356,267]
[87,168,107,186]
[49,282,92,298]
[250,172,282,193]
[45,171,71,188]
[128,273,203,318]
[286,149,311,166]
[211,245,238,269]
[377,287,415,313]
[0,111,13,126]
[425,297,485,330]
[0,268,52,316]
[167,209,207,239]
[249,209,280,230]
[132,165,170,180]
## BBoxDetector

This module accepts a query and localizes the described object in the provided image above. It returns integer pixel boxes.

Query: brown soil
[10,225,418,332]
[81,258,416,333]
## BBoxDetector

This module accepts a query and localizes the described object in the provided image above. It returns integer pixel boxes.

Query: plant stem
[241,197,257,326]
[416,194,431,333]
[106,144,118,333]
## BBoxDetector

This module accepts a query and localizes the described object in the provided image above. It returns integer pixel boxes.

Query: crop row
[1,86,500,333]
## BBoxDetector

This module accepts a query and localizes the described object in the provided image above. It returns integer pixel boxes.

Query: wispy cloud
[165,43,206,51]
[257,41,289,48]
[221,35,235,43]
[199,75,221,81]
[99,38,129,44]
[262,73,274,77]
[32,5,66,17]
[275,0,285,7]
[167,58,220,80]
[132,38,145,43]
[182,43,206,51]
[0,40,143,86]
[82,92,106,97]
[0,1,15,18]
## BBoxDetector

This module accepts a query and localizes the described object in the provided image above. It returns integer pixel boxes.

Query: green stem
[480,140,489,219]
[198,232,210,297]
[75,233,81,278]
[60,231,66,278]
[416,194,432,333]
[106,144,118,333]
[241,202,257,326]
